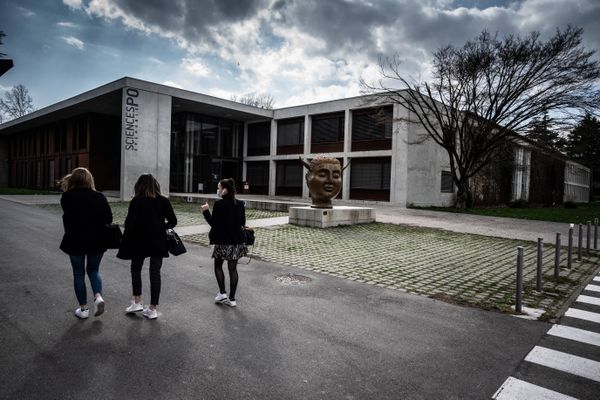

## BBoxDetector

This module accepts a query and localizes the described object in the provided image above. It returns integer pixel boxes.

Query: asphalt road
[0,198,549,400]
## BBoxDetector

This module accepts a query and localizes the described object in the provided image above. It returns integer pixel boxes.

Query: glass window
[312,112,344,143]
[201,118,218,155]
[350,158,391,190]
[276,162,303,187]
[247,122,271,156]
[277,118,304,146]
[441,171,454,193]
[352,106,393,141]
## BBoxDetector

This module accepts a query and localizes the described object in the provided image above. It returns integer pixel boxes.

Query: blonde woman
[117,174,177,320]
[59,167,113,319]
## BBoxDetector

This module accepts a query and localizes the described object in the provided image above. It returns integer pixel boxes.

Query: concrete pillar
[242,122,248,181]
[342,109,352,200]
[390,104,408,206]
[302,114,311,199]
[268,119,277,196]
[120,87,172,200]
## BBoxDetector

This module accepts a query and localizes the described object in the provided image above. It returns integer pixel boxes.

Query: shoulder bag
[166,228,187,256]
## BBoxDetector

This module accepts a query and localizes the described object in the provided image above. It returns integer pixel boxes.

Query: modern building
[0,76,590,205]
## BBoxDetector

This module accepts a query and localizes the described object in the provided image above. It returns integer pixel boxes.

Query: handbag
[104,223,123,249]
[242,227,255,246]
[166,228,187,256]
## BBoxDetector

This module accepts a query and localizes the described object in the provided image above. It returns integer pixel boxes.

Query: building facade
[0,77,590,205]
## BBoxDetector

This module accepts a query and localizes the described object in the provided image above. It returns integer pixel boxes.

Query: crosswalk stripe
[548,324,600,347]
[585,284,600,292]
[524,346,600,383]
[492,377,577,400]
[565,308,600,323]
[594,276,600,282]
[576,294,600,306]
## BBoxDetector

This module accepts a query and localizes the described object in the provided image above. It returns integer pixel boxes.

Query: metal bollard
[587,221,591,255]
[578,224,583,261]
[567,224,573,269]
[536,238,543,292]
[554,232,561,279]
[516,246,523,314]
[595,218,598,250]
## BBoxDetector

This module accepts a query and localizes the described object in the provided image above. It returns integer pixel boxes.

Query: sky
[1,0,599,111]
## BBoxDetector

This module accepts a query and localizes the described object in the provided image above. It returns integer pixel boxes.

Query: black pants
[131,257,163,306]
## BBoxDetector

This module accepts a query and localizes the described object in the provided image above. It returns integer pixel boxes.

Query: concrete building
[0,77,590,205]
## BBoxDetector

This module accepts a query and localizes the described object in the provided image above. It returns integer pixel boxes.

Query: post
[554,232,561,279]
[595,218,598,250]
[516,246,524,314]
[578,224,582,261]
[586,221,591,255]
[567,224,573,269]
[536,238,543,292]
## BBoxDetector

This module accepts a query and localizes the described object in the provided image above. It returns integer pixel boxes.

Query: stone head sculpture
[300,156,348,209]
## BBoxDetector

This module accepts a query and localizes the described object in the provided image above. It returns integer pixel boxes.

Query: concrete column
[268,119,277,196]
[242,122,248,181]
[120,87,172,200]
[390,104,408,206]
[342,109,352,200]
[302,114,311,199]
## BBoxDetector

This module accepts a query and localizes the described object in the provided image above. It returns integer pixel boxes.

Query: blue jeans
[69,253,103,306]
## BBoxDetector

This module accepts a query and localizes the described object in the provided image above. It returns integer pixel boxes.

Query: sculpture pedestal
[289,206,375,228]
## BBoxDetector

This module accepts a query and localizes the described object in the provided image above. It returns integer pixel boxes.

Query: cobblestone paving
[185,223,600,320]
[37,202,287,226]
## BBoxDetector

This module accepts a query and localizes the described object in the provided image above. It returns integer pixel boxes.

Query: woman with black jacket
[117,174,177,320]
[59,167,113,319]
[201,178,247,307]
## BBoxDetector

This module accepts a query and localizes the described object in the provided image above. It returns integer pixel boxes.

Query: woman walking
[60,167,113,319]
[201,178,247,307]
[117,174,177,320]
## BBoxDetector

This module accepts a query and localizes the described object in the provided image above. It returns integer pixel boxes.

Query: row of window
[247,106,393,156]
[10,118,89,158]
[245,158,455,199]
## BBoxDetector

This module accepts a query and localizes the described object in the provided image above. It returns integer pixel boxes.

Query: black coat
[203,197,246,245]
[117,195,177,259]
[60,188,113,255]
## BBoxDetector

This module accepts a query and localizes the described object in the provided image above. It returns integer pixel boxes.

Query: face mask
[217,190,222,198]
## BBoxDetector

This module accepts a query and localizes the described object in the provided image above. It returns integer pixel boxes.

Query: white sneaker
[214,292,228,303]
[75,307,89,319]
[125,302,144,314]
[225,299,236,307]
[143,307,158,320]
[94,295,105,317]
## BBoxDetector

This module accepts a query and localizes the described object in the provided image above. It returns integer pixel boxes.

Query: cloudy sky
[1,0,599,111]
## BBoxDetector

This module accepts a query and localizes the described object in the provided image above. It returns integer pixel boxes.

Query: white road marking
[565,308,600,323]
[594,276,600,282]
[576,295,600,306]
[584,284,600,293]
[548,324,600,347]
[524,346,600,383]
[492,377,577,400]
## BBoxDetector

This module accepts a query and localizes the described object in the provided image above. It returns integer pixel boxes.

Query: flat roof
[0,77,274,135]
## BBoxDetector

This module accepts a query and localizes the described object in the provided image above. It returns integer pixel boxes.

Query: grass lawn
[414,201,600,224]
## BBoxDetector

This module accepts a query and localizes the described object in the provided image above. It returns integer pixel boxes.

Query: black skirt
[212,244,248,260]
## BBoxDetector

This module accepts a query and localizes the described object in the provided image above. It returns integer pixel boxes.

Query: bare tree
[0,84,35,120]
[363,26,600,208]
[231,92,275,109]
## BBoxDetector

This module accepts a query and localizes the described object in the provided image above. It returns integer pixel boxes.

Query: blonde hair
[60,168,96,191]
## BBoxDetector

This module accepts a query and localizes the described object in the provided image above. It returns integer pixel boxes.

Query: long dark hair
[134,173,161,198]
[219,178,236,199]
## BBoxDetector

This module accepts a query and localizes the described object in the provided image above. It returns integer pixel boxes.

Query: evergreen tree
[567,113,600,195]
[527,112,566,152]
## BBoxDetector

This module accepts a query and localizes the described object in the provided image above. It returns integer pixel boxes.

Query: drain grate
[275,273,312,285]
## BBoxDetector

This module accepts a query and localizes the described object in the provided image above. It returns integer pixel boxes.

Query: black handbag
[242,227,255,246]
[104,223,123,249]
[166,228,187,256]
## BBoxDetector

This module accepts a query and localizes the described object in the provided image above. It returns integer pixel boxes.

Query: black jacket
[60,188,113,255]
[203,197,246,245]
[117,195,177,259]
